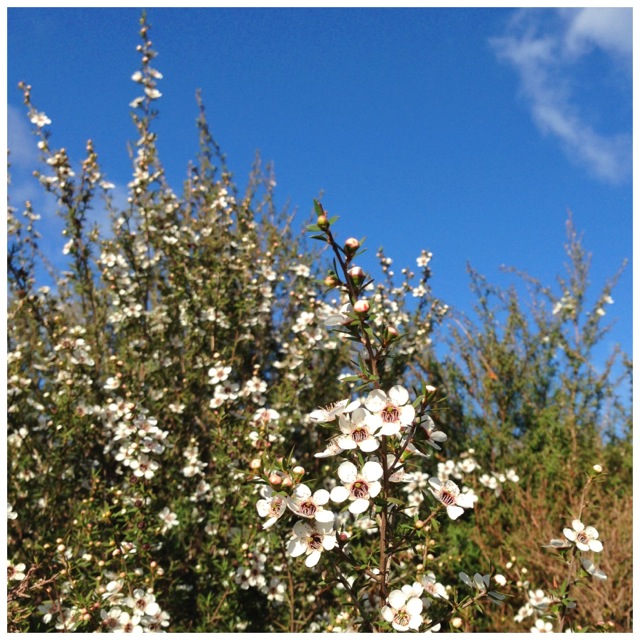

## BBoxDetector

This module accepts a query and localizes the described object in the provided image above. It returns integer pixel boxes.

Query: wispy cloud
[8,103,40,170]
[490,8,632,184]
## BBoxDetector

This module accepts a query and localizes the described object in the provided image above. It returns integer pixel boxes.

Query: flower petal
[362,460,383,482]
[359,437,380,453]
[313,489,330,505]
[315,509,335,524]
[349,498,370,514]
[446,505,465,520]
[388,385,409,405]
[330,486,350,503]
[305,550,321,567]
[571,519,585,533]
[589,539,604,553]
[337,460,358,483]
[364,389,388,413]
[388,589,407,608]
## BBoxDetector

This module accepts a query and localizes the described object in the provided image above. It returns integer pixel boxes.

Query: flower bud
[353,299,370,315]
[281,475,293,488]
[324,275,340,288]
[385,326,399,342]
[593,464,603,473]
[317,214,329,230]
[268,473,282,486]
[249,458,262,470]
[451,617,463,629]
[292,465,305,477]
[415,520,425,529]
[348,266,365,286]
[344,237,360,257]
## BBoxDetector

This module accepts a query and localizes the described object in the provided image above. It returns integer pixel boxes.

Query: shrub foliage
[7,14,631,633]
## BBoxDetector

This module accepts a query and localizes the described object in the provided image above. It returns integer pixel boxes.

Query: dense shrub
[7,14,631,633]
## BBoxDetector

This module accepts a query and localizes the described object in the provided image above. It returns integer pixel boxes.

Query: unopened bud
[281,475,293,488]
[451,617,463,629]
[324,275,340,288]
[354,299,370,315]
[348,266,365,286]
[317,214,329,230]
[385,326,399,342]
[268,473,282,486]
[415,520,425,529]
[425,385,437,394]
[593,464,603,473]
[249,458,262,470]
[292,466,305,476]
[344,237,360,256]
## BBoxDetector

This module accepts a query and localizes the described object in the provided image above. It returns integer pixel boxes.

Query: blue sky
[6,7,634,366]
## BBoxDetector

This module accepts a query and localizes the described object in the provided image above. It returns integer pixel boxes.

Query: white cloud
[562,8,632,58]
[8,103,40,169]
[490,8,632,184]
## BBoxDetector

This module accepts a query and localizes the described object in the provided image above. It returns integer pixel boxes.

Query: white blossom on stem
[287,520,336,567]
[428,478,475,520]
[330,460,383,515]
[364,385,415,436]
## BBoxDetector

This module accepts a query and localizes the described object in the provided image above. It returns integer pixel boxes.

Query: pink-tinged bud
[249,458,262,470]
[281,475,293,488]
[338,532,349,542]
[353,299,370,315]
[292,466,305,476]
[348,266,365,286]
[317,214,329,230]
[415,520,425,529]
[268,473,282,486]
[324,275,340,288]
[344,237,360,256]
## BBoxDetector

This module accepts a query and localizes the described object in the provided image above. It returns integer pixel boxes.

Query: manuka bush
[7,13,631,633]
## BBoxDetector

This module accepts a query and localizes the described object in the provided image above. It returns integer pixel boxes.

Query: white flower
[336,407,381,452]
[364,385,415,436]
[144,87,162,100]
[158,507,179,534]
[8,561,26,581]
[421,571,448,600]
[287,520,336,567]
[528,588,551,609]
[330,460,383,515]
[419,415,447,449]
[309,398,360,423]
[531,618,554,633]
[287,484,335,524]
[563,519,603,552]
[125,588,160,617]
[30,111,51,127]
[129,454,159,480]
[208,363,232,384]
[320,302,354,327]
[381,587,424,631]
[314,437,345,458]
[428,478,475,519]
[256,485,287,529]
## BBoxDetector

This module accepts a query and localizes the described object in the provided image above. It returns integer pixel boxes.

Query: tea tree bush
[7,14,631,633]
